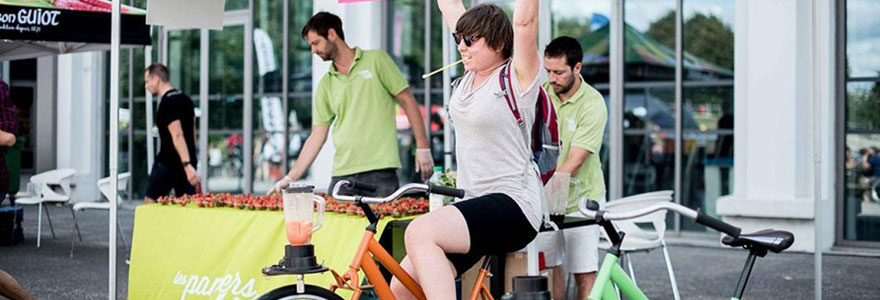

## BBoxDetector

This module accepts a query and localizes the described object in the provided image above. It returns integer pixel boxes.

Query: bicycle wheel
[257,284,344,300]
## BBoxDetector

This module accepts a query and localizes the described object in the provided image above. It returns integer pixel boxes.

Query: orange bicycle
[258,180,497,300]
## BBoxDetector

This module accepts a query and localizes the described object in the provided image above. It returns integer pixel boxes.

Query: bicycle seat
[721,229,794,253]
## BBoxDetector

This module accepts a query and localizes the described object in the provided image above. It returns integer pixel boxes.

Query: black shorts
[145,162,196,199]
[328,168,399,197]
[447,193,538,276]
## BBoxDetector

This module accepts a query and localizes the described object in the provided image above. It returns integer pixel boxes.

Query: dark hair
[145,63,170,83]
[455,4,513,59]
[544,36,583,69]
[302,12,345,41]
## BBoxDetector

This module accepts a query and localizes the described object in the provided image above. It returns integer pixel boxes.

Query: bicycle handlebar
[331,180,467,204]
[578,198,741,238]
[349,181,378,193]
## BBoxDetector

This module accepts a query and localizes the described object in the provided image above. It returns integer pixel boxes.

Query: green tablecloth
[128,204,413,299]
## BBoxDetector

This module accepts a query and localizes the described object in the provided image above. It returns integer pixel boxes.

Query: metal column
[609,0,625,201]
[424,0,432,138]
[282,0,290,174]
[243,0,255,193]
[674,0,683,233]
[145,45,154,173]
[127,47,134,196]
[199,29,209,189]
[108,1,121,298]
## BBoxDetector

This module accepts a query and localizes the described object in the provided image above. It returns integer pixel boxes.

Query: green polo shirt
[544,76,608,212]
[313,48,409,176]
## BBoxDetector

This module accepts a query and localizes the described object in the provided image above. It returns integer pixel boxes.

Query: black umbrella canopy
[0,0,149,60]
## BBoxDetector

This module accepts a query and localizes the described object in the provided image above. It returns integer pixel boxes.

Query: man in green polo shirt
[537,36,608,300]
[269,12,433,197]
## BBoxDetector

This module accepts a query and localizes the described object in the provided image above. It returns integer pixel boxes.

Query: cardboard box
[503,252,553,294]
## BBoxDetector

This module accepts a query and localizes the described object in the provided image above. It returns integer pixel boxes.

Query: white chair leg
[70,209,78,258]
[44,204,56,239]
[625,252,637,286]
[117,220,129,250]
[70,207,82,241]
[662,242,681,300]
[36,203,42,248]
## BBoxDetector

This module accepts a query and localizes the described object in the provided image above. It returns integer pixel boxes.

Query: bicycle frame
[585,215,648,300]
[327,201,493,300]
[588,252,648,300]
[328,227,423,300]
[580,198,773,300]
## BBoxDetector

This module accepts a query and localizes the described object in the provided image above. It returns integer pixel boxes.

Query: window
[842,0,880,242]
[621,0,734,231]
[550,0,612,199]
[386,0,447,183]
[680,0,734,230]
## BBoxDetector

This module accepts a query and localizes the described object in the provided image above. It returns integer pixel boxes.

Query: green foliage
[553,17,594,52]
[644,11,734,70]
[848,82,880,130]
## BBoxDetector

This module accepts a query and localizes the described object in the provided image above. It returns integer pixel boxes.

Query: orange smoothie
[285,220,313,245]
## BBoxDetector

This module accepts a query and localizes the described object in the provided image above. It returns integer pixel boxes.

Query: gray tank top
[448,64,544,230]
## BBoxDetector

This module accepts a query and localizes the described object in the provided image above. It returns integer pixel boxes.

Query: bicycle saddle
[721,229,794,253]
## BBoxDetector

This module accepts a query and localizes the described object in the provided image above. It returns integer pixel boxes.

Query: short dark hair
[145,63,170,83]
[456,4,513,59]
[544,36,583,69]
[302,12,345,41]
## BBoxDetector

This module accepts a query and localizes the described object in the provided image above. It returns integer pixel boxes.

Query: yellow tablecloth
[128,204,413,299]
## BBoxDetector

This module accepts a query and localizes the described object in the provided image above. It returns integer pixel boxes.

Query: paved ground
[1,203,879,299]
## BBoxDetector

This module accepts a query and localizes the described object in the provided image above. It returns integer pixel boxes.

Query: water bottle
[429,166,445,212]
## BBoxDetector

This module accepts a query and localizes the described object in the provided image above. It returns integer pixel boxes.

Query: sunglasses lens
[453,33,473,47]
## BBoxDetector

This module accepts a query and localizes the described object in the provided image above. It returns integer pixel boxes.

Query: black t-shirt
[155,89,197,168]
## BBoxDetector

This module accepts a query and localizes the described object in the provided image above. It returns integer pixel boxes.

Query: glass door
[206,24,246,193]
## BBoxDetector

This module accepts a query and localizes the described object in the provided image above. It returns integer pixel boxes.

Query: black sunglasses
[452,33,480,47]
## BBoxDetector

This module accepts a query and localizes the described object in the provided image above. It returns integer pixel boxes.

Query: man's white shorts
[537,219,600,274]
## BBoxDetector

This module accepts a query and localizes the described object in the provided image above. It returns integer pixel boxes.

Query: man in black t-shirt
[143,63,199,203]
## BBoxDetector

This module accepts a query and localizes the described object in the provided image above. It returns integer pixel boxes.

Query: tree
[848,80,880,130]
[645,11,734,71]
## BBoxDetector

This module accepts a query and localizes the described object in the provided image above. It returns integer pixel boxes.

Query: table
[128,204,413,299]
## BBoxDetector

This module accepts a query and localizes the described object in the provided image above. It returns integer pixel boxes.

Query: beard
[317,43,338,61]
[551,76,575,95]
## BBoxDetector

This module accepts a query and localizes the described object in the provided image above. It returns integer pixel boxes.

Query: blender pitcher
[546,174,580,224]
[282,185,325,245]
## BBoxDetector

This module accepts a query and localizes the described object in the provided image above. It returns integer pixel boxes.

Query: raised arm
[512,0,540,89]
[437,0,466,32]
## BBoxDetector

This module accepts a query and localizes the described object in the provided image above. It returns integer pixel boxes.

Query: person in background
[0,78,17,206]
[269,12,433,197]
[538,36,608,300]
[143,63,200,203]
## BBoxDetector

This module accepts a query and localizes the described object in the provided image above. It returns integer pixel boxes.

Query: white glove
[414,148,434,180]
[268,175,292,195]
[545,172,571,216]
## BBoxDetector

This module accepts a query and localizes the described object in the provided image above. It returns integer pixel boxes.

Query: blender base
[262,244,329,276]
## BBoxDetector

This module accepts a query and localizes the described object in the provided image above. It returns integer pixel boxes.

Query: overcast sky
[847,0,880,78]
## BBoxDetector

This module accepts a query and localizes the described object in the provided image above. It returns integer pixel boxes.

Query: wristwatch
[182,161,191,167]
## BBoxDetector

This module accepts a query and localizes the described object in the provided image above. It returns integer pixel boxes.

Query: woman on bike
[390,1,543,299]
